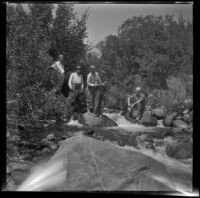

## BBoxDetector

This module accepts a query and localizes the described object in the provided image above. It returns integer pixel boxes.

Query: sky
[10,3,193,47]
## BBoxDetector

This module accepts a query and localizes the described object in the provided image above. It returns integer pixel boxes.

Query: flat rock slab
[79,112,118,127]
[48,135,180,191]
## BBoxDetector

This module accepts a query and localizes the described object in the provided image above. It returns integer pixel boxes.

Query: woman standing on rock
[50,54,65,95]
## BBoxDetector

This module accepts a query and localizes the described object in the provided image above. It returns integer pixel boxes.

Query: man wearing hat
[127,87,146,121]
[68,65,84,92]
[87,65,103,114]
[68,65,84,120]
[51,54,65,95]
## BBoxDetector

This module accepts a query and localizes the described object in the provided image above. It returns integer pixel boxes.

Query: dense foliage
[95,15,193,109]
[6,4,88,121]
[6,4,193,119]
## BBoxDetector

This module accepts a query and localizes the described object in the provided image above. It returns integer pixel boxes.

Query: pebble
[50,144,58,151]
[46,133,55,140]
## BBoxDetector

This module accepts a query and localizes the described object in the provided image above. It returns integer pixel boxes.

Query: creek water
[15,111,194,194]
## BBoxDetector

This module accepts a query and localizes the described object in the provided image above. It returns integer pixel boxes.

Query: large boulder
[140,111,157,127]
[47,135,178,191]
[166,137,192,159]
[152,108,167,120]
[79,112,118,127]
[172,120,189,129]
[183,99,193,110]
[183,114,192,124]
[163,112,177,127]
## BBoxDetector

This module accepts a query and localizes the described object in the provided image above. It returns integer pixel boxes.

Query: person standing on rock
[68,65,84,120]
[127,87,146,121]
[87,65,103,115]
[68,65,84,93]
[93,71,107,117]
[51,54,65,95]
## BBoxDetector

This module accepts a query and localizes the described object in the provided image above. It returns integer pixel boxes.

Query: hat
[90,65,95,69]
[136,87,141,91]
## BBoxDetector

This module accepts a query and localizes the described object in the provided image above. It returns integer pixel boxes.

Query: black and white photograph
[5,1,196,194]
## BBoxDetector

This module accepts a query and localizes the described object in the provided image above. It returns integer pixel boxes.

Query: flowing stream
[15,111,195,194]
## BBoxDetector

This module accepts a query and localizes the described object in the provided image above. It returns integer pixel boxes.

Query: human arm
[127,96,131,107]
[51,61,57,69]
[95,73,103,85]
[130,94,145,107]
[128,94,136,107]
[81,75,84,91]
[137,93,145,103]
[68,73,73,90]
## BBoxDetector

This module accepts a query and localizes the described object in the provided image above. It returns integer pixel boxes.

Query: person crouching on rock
[87,65,103,115]
[127,87,146,121]
[68,65,84,120]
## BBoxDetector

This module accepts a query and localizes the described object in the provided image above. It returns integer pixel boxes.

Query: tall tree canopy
[6,3,88,100]
[97,15,193,91]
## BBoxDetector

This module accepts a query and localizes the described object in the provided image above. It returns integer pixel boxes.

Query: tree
[98,15,193,92]
[50,4,88,73]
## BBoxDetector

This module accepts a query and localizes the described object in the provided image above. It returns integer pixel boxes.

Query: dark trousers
[129,102,146,119]
[87,86,96,112]
[94,88,104,116]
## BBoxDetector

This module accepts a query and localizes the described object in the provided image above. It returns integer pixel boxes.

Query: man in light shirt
[68,65,84,92]
[51,54,65,95]
[87,65,103,114]
[68,65,85,120]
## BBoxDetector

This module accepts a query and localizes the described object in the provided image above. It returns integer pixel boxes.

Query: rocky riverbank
[6,108,193,191]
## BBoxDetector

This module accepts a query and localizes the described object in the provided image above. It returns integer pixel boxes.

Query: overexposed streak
[17,159,66,191]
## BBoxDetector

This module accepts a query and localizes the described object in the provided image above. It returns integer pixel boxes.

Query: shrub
[7,82,74,124]
[105,85,128,110]
[147,74,193,113]
[39,91,73,122]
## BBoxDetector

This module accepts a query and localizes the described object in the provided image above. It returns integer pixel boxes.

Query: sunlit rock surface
[48,135,191,191]
[79,112,118,127]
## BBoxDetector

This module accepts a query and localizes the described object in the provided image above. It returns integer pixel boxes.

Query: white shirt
[68,72,83,89]
[51,61,65,74]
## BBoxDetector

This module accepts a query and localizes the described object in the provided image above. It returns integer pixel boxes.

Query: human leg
[57,73,65,95]
[94,88,101,116]
[88,87,96,113]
